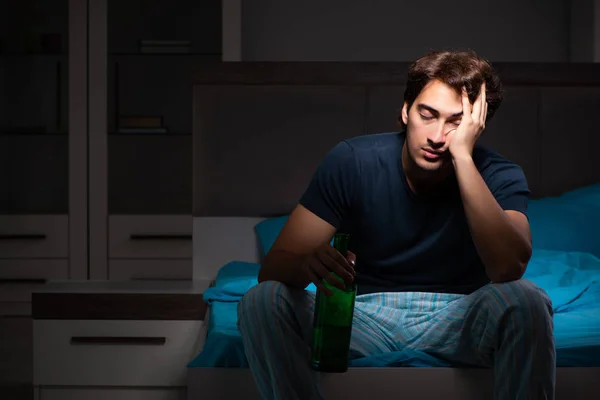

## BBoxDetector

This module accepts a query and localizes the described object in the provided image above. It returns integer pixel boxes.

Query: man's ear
[401,102,409,126]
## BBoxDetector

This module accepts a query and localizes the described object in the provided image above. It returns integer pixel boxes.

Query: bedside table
[31,280,210,400]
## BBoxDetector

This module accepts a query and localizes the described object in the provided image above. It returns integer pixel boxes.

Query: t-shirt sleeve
[299,141,359,228]
[481,158,530,216]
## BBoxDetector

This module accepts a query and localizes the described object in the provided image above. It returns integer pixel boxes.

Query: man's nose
[427,124,446,148]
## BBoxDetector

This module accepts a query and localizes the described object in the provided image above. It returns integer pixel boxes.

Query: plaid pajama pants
[238,279,556,400]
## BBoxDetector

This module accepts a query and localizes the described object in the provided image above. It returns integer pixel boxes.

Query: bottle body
[310,233,357,373]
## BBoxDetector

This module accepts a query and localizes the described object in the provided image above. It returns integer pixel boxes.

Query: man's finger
[306,268,333,296]
[324,273,347,291]
[327,245,353,270]
[480,82,487,124]
[482,101,488,128]
[471,86,482,120]
[461,87,473,119]
[312,253,347,290]
[347,251,357,269]
[310,257,332,280]
[322,250,354,284]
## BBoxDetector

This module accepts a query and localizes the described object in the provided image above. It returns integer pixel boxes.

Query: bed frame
[190,217,600,400]
[188,62,600,399]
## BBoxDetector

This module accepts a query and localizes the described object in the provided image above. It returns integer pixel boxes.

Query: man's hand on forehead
[446,82,488,160]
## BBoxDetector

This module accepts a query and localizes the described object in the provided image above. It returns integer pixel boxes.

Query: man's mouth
[422,148,443,160]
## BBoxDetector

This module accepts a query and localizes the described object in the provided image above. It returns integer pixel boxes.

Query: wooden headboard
[192,62,600,218]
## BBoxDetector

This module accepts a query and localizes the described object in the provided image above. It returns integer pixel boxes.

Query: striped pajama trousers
[237,279,555,400]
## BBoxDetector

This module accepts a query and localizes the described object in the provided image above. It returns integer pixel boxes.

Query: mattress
[188,249,600,369]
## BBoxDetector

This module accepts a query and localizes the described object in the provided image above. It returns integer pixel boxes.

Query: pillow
[213,261,261,287]
[254,215,289,258]
[523,249,600,313]
[554,183,600,205]
[202,261,261,304]
[528,184,600,258]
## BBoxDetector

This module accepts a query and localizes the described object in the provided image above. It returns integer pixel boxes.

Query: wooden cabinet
[32,281,208,399]
[38,388,186,400]
[1,1,225,398]
[107,215,193,280]
[87,0,221,280]
[34,320,203,386]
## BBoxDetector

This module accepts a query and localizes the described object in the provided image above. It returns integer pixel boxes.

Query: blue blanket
[189,250,600,368]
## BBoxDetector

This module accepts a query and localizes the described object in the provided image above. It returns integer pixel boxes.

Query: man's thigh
[385,280,552,367]
[348,291,466,359]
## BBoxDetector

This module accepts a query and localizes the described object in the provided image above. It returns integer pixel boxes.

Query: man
[237,50,555,400]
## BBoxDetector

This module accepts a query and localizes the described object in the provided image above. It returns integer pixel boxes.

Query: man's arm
[259,140,358,289]
[448,83,532,282]
[452,155,532,282]
[258,204,336,288]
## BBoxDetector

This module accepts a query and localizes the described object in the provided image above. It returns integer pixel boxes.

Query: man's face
[401,79,463,173]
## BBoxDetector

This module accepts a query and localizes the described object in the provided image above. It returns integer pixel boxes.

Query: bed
[187,62,600,399]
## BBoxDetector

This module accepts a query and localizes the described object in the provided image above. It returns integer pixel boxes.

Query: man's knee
[482,279,553,328]
[240,280,281,303]
[238,281,283,325]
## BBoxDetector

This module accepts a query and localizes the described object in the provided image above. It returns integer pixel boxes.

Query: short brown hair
[399,50,503,129]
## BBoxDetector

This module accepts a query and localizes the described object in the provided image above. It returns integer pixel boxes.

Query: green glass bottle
[310,233,357,373]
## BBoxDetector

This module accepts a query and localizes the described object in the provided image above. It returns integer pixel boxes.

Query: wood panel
[32,293,206,320]
[478,86,542,197]
[365,85,405,134]
[0,317,31,385]
[192,62,600,86]
[8,135,68,214]
[39,388,185,400]
[108,136,192,214]
[192,63,600,217]
[539,87,600,196]
[193,85,367,216]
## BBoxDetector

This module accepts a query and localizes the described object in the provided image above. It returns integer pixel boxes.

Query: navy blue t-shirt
[299,132,530,295]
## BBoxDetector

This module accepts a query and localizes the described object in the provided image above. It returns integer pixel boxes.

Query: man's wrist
[451,151,474,166]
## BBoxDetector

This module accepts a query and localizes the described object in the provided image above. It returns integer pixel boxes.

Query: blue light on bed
[188,250,600,369]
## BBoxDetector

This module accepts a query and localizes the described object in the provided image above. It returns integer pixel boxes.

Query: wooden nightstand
[32,280,210,400]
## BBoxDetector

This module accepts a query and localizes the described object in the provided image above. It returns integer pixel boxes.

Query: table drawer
[109,259,192,281]
[34,320,204,387]
[0,259,68,302]
[38,388,186,400]
[0,215,68,258]
[109,215,192,259]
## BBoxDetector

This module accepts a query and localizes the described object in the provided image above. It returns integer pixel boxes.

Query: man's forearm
[258,250,311,288]
[452,155,532,282]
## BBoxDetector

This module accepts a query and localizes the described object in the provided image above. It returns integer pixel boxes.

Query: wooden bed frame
[188,62,600,399]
